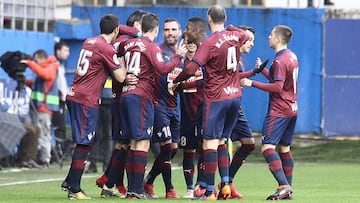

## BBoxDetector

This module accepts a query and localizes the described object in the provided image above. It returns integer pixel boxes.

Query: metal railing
[0,0,56,32]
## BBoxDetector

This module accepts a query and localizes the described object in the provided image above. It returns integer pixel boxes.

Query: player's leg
[193,107,207,197]
[278,116,297,186]
[198,101,226,199]
[262,115,293,200]
[179,119,198,198]
[216,98,241,200]
[144,107,167,198]
[124,95,153,199]
[228,109,255,199]
[100,101,127,197]
[61,101,98,200]
[163,112,180,198]
[100,143,128,198]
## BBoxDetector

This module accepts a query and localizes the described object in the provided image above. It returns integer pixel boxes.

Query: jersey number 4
[227,46,237,72]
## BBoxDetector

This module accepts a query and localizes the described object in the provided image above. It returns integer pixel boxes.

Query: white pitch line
[0,175,98,187]
[0,166,183,187]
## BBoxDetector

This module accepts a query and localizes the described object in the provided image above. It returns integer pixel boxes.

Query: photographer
[21,49,59,168]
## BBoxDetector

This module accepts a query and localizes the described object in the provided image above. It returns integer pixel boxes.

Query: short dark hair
[54,40,69,54]
[164,18,181,30]
[126,10,148,27]
[238,26,255,34]
[188,17,206,31]
[141,13,159,33]
[100,14,119,34]
[274,25,293,44]
[207,5,226,24]
[182,31,200,47]
[33,49,48,59]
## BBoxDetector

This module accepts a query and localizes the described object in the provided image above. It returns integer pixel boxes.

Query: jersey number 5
[76,49,93,76]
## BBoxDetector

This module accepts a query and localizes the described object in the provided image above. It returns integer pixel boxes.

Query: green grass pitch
[0,162,359,202]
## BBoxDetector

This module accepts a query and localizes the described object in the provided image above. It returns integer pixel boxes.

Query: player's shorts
[119,94,154,141]
[230,107,253,141]
[152,106,180,143]
[66,100,98,145]
[202,97,241,140]
[262,114,297,146]
[179,107,202,150]
[111,101,129,144]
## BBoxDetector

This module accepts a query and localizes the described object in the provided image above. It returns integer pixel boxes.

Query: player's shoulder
[116,34,132,43]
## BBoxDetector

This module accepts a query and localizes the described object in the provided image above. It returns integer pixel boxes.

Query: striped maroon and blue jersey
[118,37,181,100]
[191,29,249,102]
[66,35,121,108]
[153,42,183,110]
[112,34,135,102]
[179,56,204,122]
[267,49,299,117]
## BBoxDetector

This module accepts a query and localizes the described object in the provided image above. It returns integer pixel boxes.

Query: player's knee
[246,143,256,152]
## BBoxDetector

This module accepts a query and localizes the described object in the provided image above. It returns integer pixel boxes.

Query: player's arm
[118,25,141,37]
[152,43,186,75]
[226,25,250,46]
[253,57,270,79]
[239,70,254,79]
[242,79,283,93]
[168,61,199,95]
[261,68,270,79]
[226,25,243,32]
[111,56,126,83]
[173,61,199,83]
[179,79,197,89]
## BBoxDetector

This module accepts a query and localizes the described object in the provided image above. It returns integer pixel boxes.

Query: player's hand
[168,82,178,96]
[241,78,253,87]
[175,39,187,57]
[253,58,269,75]
[126,73,138,85]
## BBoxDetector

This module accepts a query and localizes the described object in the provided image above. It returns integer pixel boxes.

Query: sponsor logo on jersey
[223,85,239,95]
[167,67,183,82]
[122,85,136,92]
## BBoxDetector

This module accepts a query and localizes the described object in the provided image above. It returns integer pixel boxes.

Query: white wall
[265,0,360,8]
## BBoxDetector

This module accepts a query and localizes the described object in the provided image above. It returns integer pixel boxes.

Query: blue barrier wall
[324,19,360,136]
[55,6,324,134]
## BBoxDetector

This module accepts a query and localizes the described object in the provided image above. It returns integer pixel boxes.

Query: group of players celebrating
[60,3,299,201]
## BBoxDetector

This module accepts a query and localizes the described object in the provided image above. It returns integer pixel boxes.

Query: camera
[0,51,32,90]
